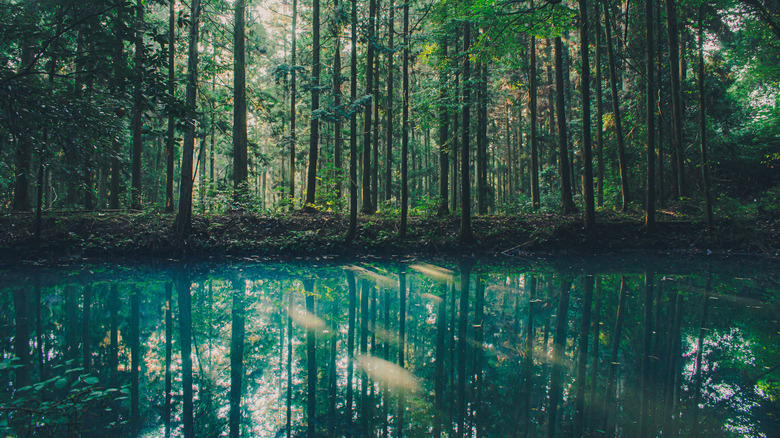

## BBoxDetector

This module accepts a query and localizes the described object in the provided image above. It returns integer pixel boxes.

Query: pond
[1,256,778,437]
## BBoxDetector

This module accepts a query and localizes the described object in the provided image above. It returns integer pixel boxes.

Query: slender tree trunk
[333,0,343,199]
[581,0,596,229]
[698,4,713,228]
[130,0,145,210]
[173,0,202,239]
[400,0,410,238]
[289,0,298,209]
[529,32,540,210]
[165,0,176,213]
[595,7,605,207]
[477,63,488,215]
[555,37,576,214]
[603,0,630,211]
[345,0,359,242]
[362,0,377,214]
[233,0,248,203]
[460,23,475,242]
[438,41,450,215]
[645,0,657,231]
[385,0,395,203]
[305,0,321,208]
[665,0,685,198]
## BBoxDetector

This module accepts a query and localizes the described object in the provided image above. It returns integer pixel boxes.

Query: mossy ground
[1,204,777,262]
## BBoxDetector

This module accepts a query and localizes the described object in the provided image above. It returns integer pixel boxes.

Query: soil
[0,208,778,262]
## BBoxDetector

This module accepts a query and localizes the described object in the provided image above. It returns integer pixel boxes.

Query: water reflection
[0,258,778,437]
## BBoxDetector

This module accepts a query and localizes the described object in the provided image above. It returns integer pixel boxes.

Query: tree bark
[233,0,248,203]
[529,32,540,210]
[645,0,657,231]
[305,0,321,208]
[460,23,475,242]
[698,4,713,228]
[400,0,410,238]
[555,37,576,214]
[362,0,377,214]
[603,0,630,211]
[438,41,450,215]
[165,0,176,212]
[345,0,359,242]
[581,0,596,230]
[130,0,145,210]
[173,0,202,239]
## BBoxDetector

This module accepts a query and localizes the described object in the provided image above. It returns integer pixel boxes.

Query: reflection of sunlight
[286,305,329,332]
[410,263,455,283]
[344,265,398,287]
[355,354,419,392]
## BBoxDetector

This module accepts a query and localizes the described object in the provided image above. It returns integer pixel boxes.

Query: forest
[0,0,779,253]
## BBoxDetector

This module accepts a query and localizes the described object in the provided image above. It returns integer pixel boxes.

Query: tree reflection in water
[0,257,778,437]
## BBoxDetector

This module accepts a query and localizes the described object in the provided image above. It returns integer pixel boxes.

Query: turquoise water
[1,256,778,437]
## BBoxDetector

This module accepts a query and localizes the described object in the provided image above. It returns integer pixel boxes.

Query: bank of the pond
[0,209,777,260]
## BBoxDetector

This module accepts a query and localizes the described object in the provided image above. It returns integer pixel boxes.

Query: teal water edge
[1,257,778,437]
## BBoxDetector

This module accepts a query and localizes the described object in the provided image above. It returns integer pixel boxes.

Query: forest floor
[1,205,778,262]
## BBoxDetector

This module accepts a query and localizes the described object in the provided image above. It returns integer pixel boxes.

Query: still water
[0,256,778,437]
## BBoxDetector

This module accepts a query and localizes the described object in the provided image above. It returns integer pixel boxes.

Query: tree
[130,0,145,210]
[173,0,203,239]
[400,0,410,238]
[603,0,630,212]
[304,0,322,209]
[165,0,176,213]
[529,28,540,210]
[698,3,713,228]
[460,22,475,242]
[362,0,378,214]
[345,0,359,243]
[290,0,299,209]
[645,0,656,231]
[555,36,575,214]
[233,0,248,204]
[581,0,595,230]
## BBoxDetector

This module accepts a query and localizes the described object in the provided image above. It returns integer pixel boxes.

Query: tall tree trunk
[305,0,321,208]
[603,0,630,211]
[460,23,475,242]
[477,63,488,215]
[581,0,596,230]
[385,0,395,203]
[290,0,298,209]
[173,0,202,239]
[333,0,343,199]
[165,0,176,213]
[665,0,685,198]
[233,0,248,203]
[529,32,540,210]
[346,0,359,242]
[131,0,145,210]
[595,6,605,207]
[400,0,410,238]
[698,4,713,228]
[438,41,450,215]
[555,37,576,214]
[110,7,124,210]
[456,261,471,438]
[645,0,657,231]
[362,0,377,214]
